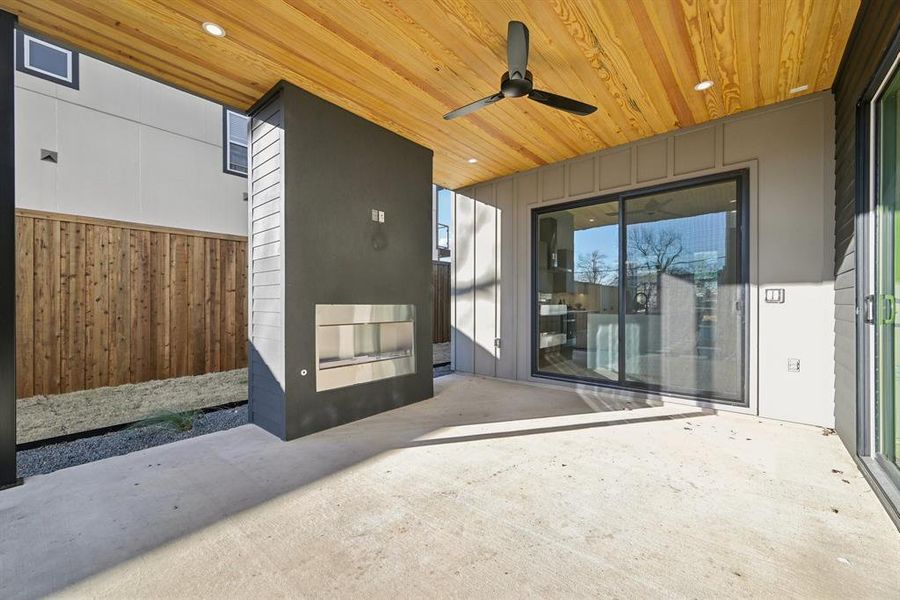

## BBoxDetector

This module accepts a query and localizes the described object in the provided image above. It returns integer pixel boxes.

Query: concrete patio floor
[1,375,897,599]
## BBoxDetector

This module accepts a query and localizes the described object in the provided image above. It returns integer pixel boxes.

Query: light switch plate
[378,210,385,223]
[765,288,785,303]
[371,209,379,222]
[787,358,800,373]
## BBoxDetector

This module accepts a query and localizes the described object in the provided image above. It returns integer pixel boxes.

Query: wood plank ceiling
[5,0,859,189]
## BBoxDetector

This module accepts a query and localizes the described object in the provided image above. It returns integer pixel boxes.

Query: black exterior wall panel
[0,10,17,489]
[249,81,434,441]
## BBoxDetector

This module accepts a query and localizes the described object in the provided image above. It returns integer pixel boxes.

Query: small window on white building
[15,30,79,89]
[223,108,249,177]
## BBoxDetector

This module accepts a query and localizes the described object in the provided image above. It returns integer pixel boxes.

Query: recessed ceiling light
[694,80,714,91]
[467,158,478,164]
[202,22,226,37]
[588,218,595,222]
[790,84,809,94]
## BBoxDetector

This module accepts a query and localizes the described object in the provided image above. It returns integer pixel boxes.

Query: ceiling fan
[443,21,598,120]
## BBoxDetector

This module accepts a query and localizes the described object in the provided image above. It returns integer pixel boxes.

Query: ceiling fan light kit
[444,21,597,120]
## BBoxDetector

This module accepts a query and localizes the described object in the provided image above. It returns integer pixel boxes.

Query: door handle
[865,295,875,324]
[885,295,896,325]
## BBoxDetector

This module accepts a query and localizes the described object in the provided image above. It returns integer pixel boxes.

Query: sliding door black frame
[531,168,750,407]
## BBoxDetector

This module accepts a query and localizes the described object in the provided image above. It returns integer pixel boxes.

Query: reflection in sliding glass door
[532,172,748,405]
[535,200,620,381]
[623,179,745,402]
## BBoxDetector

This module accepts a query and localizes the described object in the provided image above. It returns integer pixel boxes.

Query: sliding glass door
[871,65,900,482]
[534,172,747,404]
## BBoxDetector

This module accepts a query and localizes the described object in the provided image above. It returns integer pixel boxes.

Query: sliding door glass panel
[875,68,900,475]
[536,202,619,380]
[623,180,744,401]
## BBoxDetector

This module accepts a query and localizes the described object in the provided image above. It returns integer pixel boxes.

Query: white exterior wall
[14,50,247,235]
[453,92,837,428]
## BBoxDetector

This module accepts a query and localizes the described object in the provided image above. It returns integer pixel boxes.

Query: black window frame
[15,29,79,90]
[530,169,751,406]
[222,107,249,178]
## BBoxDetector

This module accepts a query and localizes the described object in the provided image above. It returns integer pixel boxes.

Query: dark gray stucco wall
[271,81,433,440]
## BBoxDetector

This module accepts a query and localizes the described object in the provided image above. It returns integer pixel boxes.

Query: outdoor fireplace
[315,304,416,391]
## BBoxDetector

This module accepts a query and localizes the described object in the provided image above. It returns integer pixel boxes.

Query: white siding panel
[474,185,497,376]
[55,102,141,222]
[454,191,476,373]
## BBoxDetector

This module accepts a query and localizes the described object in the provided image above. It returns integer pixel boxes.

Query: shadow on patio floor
[0,374,692,598]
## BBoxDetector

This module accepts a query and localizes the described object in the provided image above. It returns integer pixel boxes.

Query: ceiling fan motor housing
[500,71,533,98]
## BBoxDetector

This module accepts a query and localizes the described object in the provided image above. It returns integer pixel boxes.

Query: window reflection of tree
[574,250,615,284]
[627,227,684,313]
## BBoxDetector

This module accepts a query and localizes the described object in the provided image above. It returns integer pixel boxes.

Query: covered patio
[1,2,900,597]
[1,375,896,598]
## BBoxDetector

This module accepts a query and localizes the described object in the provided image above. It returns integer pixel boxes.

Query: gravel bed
[433,364,454,377]
[18,365,454,478]
[18,369,248,444]
[17,405,248,478]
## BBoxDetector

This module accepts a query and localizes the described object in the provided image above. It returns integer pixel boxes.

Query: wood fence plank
[84,224,109,389]
[108,227,131,385]
[150,232,170,381]
[236,240,248,366]
[15,216,34,398]
[59,222,86,391]
[432,261,450,343]
[130,229,152,382]
[189,236,206,375]
[33,218,61,395]
[170,234,190,377]
[58,222,70,391]
[222,240,237,370]
[204,238,221,372]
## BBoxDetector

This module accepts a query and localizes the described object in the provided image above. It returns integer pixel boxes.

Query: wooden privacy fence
[433,260,450,343]
[15,209,248,399]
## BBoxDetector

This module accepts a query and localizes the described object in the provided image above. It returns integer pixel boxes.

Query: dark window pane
[27,38,69,79]
[229,143,248,174]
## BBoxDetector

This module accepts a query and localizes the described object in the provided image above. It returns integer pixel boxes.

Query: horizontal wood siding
[832,0,900,453]
[14,209,248,399]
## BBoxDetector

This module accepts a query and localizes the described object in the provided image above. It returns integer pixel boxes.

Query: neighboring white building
[14,29,248,236]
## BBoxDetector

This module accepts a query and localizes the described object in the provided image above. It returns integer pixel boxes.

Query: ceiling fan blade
[443,92,504,120]
[507,21,529,79]
[528,89,597,116]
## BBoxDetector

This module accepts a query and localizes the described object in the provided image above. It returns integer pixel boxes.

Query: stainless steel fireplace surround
[315,304,416,391]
